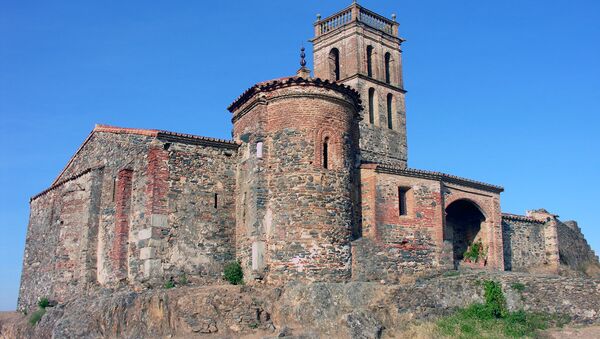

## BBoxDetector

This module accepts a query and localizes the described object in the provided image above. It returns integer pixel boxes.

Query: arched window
[322,137,329,169]
[387,93,393,129]
[368,88,375,124]
[329,48,340,81]
[384,52,391,84]
[366,45,373,77]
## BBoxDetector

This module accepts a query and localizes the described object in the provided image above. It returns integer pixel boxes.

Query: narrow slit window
[398,187,409,216]
[112,177,117,202]
[387,94,393,130]
[368,88,375,124]
[366,45,373,77]
[385,52,391,84]
[242,192,247,224]
[214,193,218,209]
[323,137,329,169]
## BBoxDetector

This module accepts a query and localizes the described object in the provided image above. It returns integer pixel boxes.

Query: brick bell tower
[312,1,407,167]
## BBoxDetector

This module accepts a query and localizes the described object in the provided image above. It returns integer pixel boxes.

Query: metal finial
[353,0,357,4]
[316,14,321,21]
[300,47,306,67]
[392,14,397,22]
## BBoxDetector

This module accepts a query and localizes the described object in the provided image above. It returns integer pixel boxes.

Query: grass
[37,297,50,309]
[163,280,175,289]
[29,296,53,326]
[433,280,570,338]
[511,282,526,292]
[437,304,569,338]
[28,308,46,326]
[443,270,461,277]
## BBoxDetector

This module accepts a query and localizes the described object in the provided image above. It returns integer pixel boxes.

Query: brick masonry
[17,2,599,312]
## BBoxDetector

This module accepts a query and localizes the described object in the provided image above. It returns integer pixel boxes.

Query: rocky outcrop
[2,272,599,338]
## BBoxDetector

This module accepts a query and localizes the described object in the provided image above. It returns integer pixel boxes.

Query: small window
[323,137,329,169]
[256,142,263,158]
[112,177,117,202]
[368,88,375,124]
[366,46,373,77]
[384,52,392,84]
[329,48,340,81]
[398,187,409,216]
[387,94,393,130]
[242,192,247,224]
[214,193,218,209]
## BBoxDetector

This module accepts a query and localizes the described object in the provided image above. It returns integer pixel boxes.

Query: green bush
[178,273,189,286]
[463,240,484,262]
[223,261,244,285]
[28,308,46,326]
[483,280,508,318]
[37,297,50,309]
[163,280,175,289]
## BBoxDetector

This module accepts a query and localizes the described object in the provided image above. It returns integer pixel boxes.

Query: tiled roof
[227,76,362,113]
[94,125,239,148]
[502,213,546,224]
[371,165,504,193]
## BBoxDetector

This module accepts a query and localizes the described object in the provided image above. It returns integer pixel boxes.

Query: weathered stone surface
[19,127,240,311]
[3,272,599,339]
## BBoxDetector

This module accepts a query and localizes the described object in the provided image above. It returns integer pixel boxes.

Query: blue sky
[1,0,598,310]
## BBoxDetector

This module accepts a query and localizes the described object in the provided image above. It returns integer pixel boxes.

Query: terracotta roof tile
[227,76,362,113]
[371,165,504,193]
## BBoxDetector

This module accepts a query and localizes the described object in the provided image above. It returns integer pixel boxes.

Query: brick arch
[444,193,493,222]
[445,197,489,221]
[314,127,342,170]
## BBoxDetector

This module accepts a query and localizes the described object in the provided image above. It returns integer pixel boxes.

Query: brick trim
[111,169,133,278]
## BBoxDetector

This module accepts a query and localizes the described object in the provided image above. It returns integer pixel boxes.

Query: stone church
[18,2,598,311]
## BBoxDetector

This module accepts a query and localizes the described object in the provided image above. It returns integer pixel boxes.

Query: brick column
[112,169,133,280]
[137,146,170,280]
[360,164,378,240]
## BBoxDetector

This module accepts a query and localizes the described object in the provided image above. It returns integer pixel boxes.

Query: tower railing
[314,4,398,38]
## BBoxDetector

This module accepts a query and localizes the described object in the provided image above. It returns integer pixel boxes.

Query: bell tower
[312,2,407,167]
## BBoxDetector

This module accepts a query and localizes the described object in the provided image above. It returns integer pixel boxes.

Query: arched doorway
[444,199,485,269]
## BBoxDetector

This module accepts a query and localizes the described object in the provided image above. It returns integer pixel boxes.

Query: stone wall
[502,210,600,276]
[354,167,441,282]
[160,139,238,281]
[230,78,361,284]
[502,216,549,272]
[18,126,239,311]
[557,220,600,275]
[18,168,104,311]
